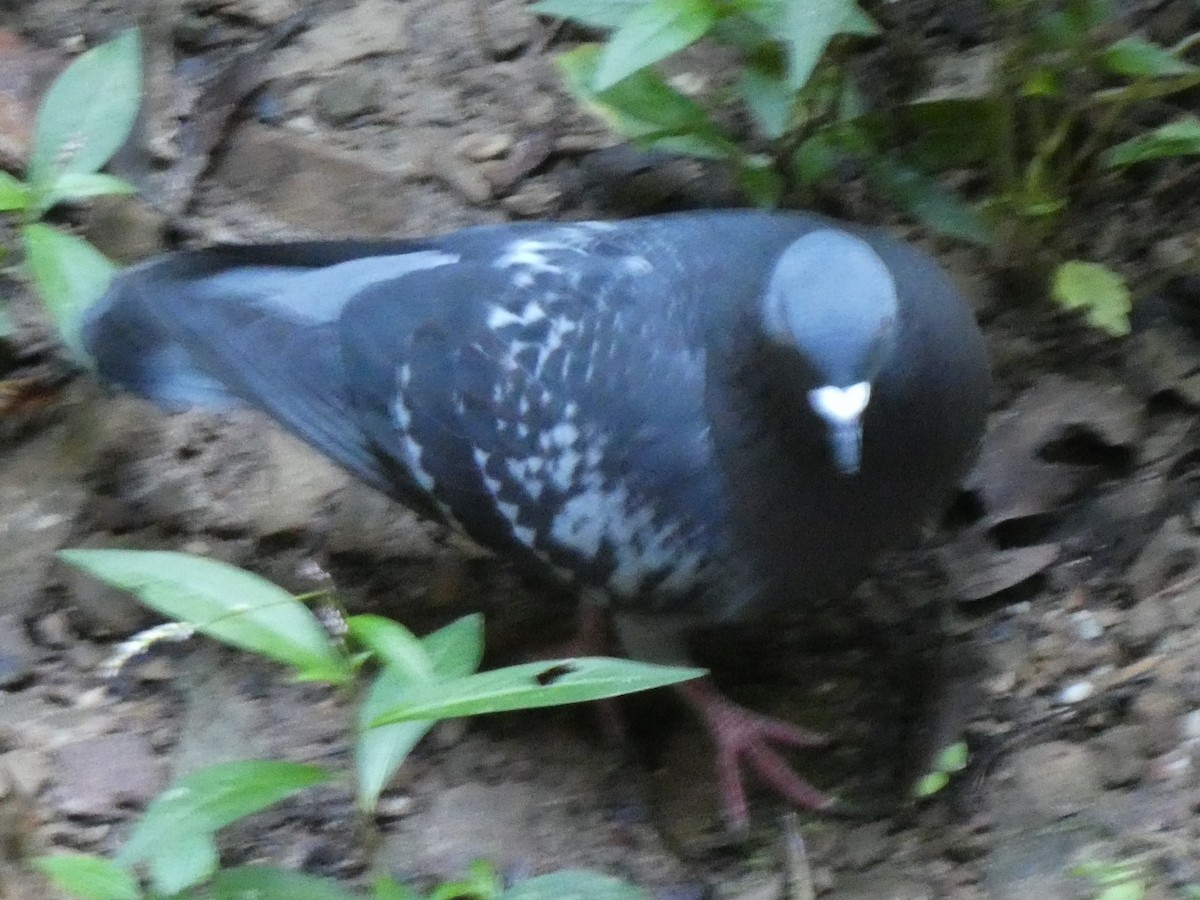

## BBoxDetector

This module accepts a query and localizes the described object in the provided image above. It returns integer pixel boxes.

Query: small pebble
[1057,681,1094,704]
[1071,610,1104,641]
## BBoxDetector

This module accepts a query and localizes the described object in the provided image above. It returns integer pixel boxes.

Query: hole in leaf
[535,663,575,685]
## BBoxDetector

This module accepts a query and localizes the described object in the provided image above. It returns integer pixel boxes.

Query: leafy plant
[1070,857,1146,900]
[35,549,700,898]
[535,0,1200,336]
[912,741,968,799]
[894,0,1200,334]
[532,0,988,240]
[0,29,140,354]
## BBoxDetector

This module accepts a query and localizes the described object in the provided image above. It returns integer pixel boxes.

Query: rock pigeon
[82,211,989,830]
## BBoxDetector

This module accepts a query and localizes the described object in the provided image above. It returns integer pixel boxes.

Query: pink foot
[677,679,835,833]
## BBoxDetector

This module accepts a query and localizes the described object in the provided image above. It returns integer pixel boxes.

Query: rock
[271,0,410,78]
[1090,726,1143,787]
[315,69,381,125]
[0,423,90,620]
[250,427,346,538]
[215,0,298,25]
[170,647,272,778]
[0,617,36,689]
[212,123,418,235]
[82,195,169,265]
[1130,688,1183,757]
[328,483,440,559]
[455,132,513,162]
[399,781,537,876]
[1009,741,1102,819]
[1119,595,1169,656]
[0,749,49,797]
[479,0,533,57]
[54,733,165,817]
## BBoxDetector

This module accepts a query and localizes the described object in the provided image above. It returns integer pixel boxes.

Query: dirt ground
[6,1,1200,898]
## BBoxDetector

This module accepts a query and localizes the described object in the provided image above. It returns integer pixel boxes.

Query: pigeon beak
[808,383,871,477]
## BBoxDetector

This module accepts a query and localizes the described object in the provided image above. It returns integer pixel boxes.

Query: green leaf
[913,770,948,798]
[593,0,718,90]
[375,875,424,900]
[776,0,877,90]
[866,159,992,246]
[934,741,968,773]
[738,62,794,139]
[348,615,434,681]
[1100,35,1197,78]
[530,0,650,30]
[31,854,140,900]
[557,45,737,159]
[28,29,142,188]
[1052,260,1131,336]
[211,865,364,900]
[500,871,649,900]
[37,172,136,216]
[117,761,329,894]
[355,615,485,812]
[57,549,351,684]
[371,657,705,727]
[422,613,485,678]
[21,223,116,362]
[1106,116,1200,168]
[428,860,502,900]
[0,171,30,213]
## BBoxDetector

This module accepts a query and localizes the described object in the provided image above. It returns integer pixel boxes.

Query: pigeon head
[760,229,899,476]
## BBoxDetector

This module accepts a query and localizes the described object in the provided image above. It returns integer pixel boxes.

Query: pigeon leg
[676,679,834,834]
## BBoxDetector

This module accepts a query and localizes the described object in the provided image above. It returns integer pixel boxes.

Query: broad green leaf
[29,29,142,188]
[594,0,718,90]
[866,159,992,246]
[355,615,485,812]
[913,770,948,798]
[31,854,140,900]
[371,657,705,727]
[422,613,484,678]
[347,615,434,681]
[501,871,649,900]
[211,865,364,900]
[1052,260,1131,336]
[428,860,502,900]
[557,45,737,159]
[118,760,329,894]
[22,223,116,362]
[934,741,968,773]
[738,62,793,139]
[776,0,877,90]
[1101,35,1196,78]
[57,549,351,683]
[0,171,30,212]
[374,875,423,900]
[147,831,216,898]
[531,0,650,30]
[1106,116,1200,168]
[37,172,136,216]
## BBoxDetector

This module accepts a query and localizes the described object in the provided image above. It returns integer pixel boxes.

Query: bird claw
[677,679,836,835]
